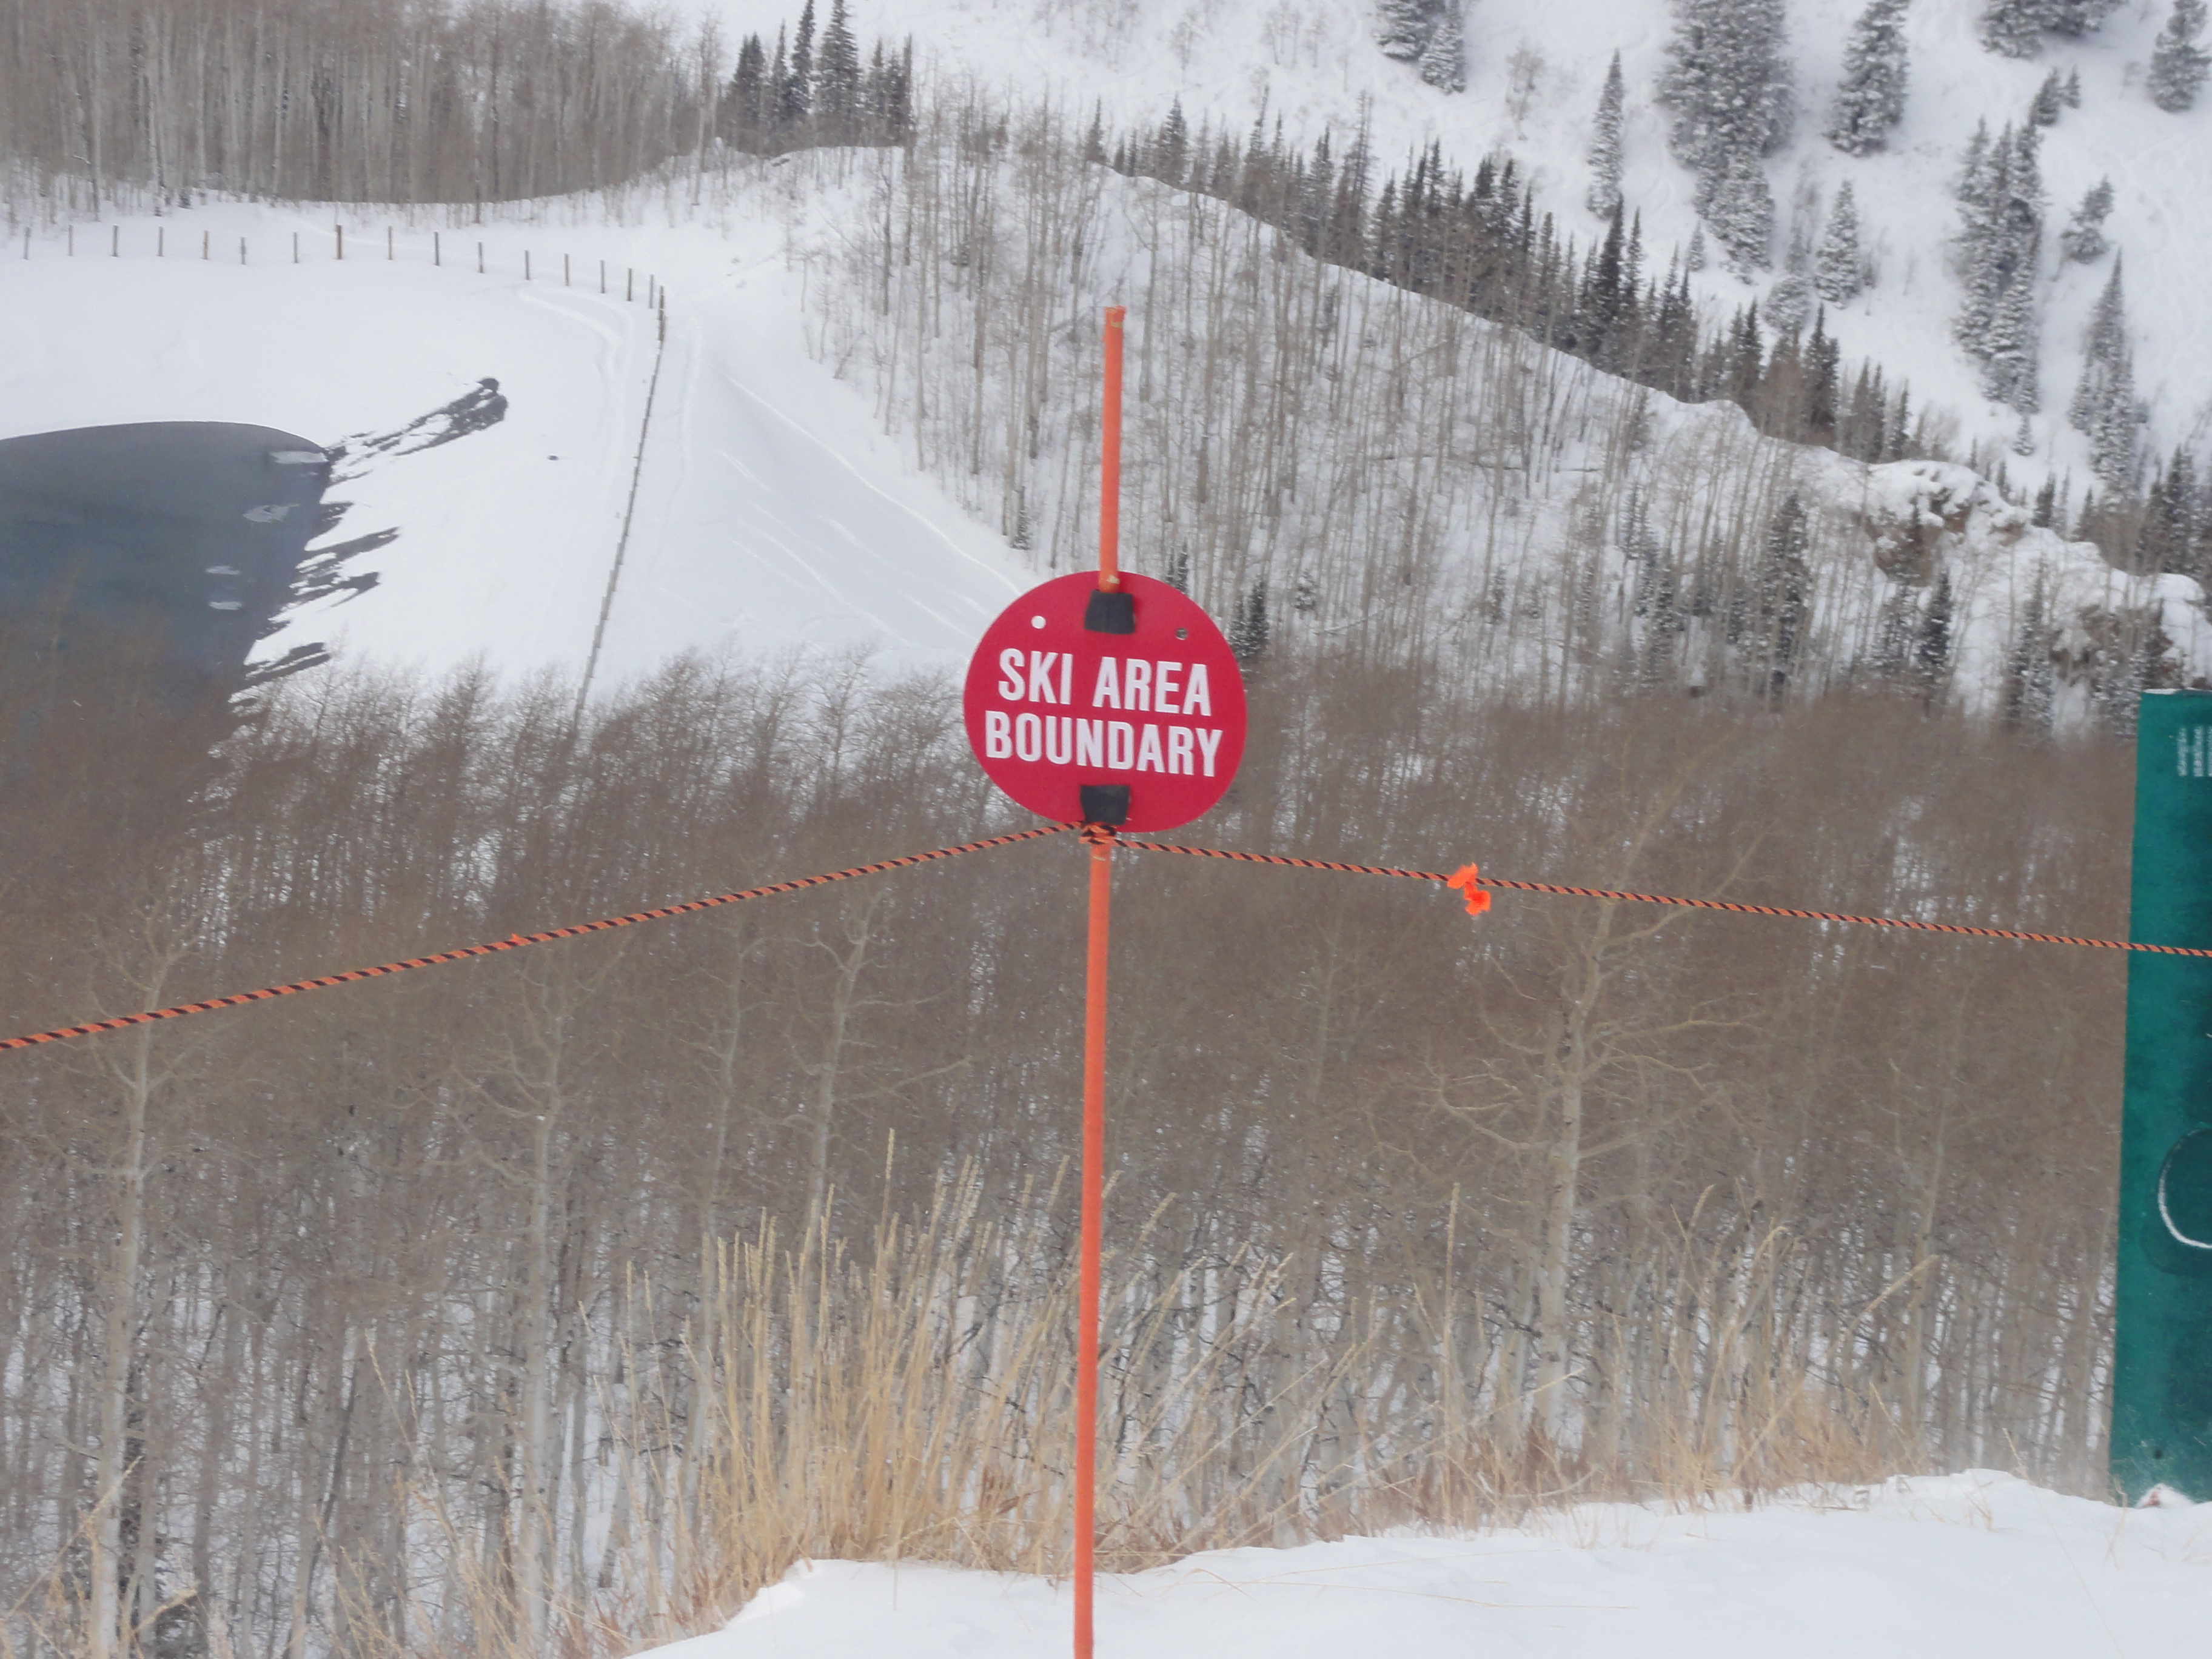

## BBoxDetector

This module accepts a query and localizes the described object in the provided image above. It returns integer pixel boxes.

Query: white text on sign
[986,654,1225,776]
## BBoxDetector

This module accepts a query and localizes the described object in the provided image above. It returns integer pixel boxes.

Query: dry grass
[0,1173,1940,1659]
[446,1179,1929,1659]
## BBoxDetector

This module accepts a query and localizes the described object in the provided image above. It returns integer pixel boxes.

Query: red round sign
[963,572,1247,832]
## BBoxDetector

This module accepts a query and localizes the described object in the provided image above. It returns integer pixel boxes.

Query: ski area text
[962,572,1247,833]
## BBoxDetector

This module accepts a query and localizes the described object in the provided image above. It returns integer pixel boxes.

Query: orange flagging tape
[0,824,1073,1053]
[1111,835,2212,957]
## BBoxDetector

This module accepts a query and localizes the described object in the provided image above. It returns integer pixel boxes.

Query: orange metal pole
[1074,831,1110,1659]
[1074,303,1124,1659]
[1099,307,1125,591]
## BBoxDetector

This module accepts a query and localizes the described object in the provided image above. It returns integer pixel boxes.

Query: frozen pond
[0,421,329,691]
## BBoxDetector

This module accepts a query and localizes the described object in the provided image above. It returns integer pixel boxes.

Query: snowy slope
[703,0,2212,489]
[10,0,2208,695]
[638,1473,2212,1659]
[0,201,1028,687]
[9,165,2193,710]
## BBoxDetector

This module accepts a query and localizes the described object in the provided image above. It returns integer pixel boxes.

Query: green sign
[2114,689,2212,1500]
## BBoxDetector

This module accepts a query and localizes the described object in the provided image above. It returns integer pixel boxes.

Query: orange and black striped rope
[0,823,1073,1053]
[10,818,2209,1055]
[1110,833,2212,957]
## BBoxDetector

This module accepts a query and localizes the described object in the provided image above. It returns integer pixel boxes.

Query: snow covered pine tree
[1375,0,1467,91]
[1815,181,1863,303]
[2030,67,2065,125]
[1826,0,1909,154]
[2071,255,2139,489]
[1660,0,1793,269]
[2150,0,2212,112]
[1588,52,1625,217]
[1953,122,2043,413]
[2059,177,2113,262]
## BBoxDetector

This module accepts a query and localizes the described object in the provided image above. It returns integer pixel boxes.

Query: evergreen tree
[1984,247,2042,411]
[815,0,861,137]
[1827,0,1911,153]
[788,1,816,124]
[2013,411,2038,455]
[1708,147,1776,273]
[1375,0,1430,59]
[1980,0,2043,58]
[1660,0,1795,215]
[1804,308,1842,441]
[1956,118,1991,204]
[1581,206,1631,361]
[2058,177,2113,262]
[1842,362,1881,458]
[1419,2,1467,91]
[2075,488,2099,540]
[1814,180,1863,303]
[2071,255,2137,490]
[1871,580,1917,680]
[2033,474,2059,525]
[1954,122,2043,412]
[1686,223,1709,272]
[2045,0,2123,38]
[1915,568,1955,692]
[1588,52,1626,217]
[1767,222,1812,331]
[1767,270,1810,333]
[1228,580,1272,662]
[1752,493,1812,692]
[2005,578,2057,736]
[2138,447,2201,575]
[769,28,792,134]
[2150,0,2212,111]
[2064,67,2083,106]
[2029,67,2065,125]
[873,39,915,141]
[1154,99,1190,186]
[2094,611,2157,737]
[720,33,768,148]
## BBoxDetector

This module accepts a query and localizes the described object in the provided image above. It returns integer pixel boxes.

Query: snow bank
[640,1473,2211,1658]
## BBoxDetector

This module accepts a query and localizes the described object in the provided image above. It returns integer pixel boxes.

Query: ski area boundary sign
[962,569,1245,833]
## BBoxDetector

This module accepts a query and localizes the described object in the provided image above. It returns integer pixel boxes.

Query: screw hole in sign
[964,571,1247,831]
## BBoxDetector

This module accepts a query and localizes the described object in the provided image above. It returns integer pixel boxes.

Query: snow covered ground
[10,0,2211,700]
[0,199,1028,689]
[705,0,2212,488]
[642,1473,2211,1658]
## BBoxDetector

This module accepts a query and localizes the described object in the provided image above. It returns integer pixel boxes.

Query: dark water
[0,421,333,692]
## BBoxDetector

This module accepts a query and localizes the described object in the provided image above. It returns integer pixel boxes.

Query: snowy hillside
[703,0,2212,494]
[642,1473,2212,1659]
[9,0,2210,714]
[0,203,1028,688]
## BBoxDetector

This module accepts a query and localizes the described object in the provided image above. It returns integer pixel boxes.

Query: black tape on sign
[1084,589,1136,634]
[1079,784,1130,825]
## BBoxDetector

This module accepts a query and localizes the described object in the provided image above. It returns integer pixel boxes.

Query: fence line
[17,215,659,307]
